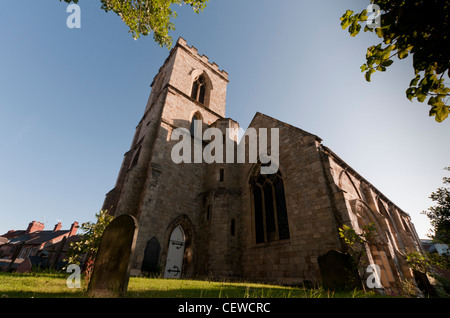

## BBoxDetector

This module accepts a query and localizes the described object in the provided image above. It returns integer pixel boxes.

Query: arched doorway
[164,225,186,279]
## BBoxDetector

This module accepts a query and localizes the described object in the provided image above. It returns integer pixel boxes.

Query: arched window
[377,198,389,217]
[250,168,290,244]
[191,75,206,104]
[130,146,142,168]
[190,113,202,138]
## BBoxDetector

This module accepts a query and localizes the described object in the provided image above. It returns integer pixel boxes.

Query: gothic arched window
[191,75,206,104]
[190,113,202,138]
[250,168,290,244]
[130,146,142,168]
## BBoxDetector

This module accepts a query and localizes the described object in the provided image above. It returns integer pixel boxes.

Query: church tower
[102,37,241,278]
[101,38,425,291]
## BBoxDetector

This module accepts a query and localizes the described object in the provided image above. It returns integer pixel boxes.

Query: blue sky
[0,0,449,239]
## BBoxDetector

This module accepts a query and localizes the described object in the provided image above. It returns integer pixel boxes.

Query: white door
[164,225,185,279]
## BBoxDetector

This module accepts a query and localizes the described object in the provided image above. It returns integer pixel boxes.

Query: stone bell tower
[102,37,241,278]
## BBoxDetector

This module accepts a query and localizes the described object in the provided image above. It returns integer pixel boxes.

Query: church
[102,37,424,292]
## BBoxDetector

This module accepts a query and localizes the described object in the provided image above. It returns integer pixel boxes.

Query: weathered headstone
[16,258,32,273]
[87,214,138,297]
[6,242,25,272]
[51,236,66,269]
[413,269,438,297]
[317,249,361,290]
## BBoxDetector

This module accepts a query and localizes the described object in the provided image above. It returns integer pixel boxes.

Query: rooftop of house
[1,221,79,245]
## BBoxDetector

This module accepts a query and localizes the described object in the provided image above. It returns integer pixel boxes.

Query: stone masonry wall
[239,113,342,285]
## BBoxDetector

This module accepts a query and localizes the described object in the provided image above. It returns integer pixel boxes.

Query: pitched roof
[247,112,411,218]
[248,112,322,142]
[1,230,26,239]
[7,230,71,245]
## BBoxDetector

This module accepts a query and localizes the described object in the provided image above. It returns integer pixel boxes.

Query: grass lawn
[0,272,382,298]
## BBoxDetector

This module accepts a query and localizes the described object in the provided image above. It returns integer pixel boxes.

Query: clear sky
[0,0,449,239]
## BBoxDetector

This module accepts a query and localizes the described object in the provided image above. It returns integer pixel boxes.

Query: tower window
[206,205,211,221]
[251,168,290,244]
[130,146,142,168]
[219,169,224,182]
[190,113,202,138]
[191,75,206,104]
[231,219,236,236]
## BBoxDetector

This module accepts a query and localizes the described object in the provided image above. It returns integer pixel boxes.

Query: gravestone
[88,214,138,297]
[7,242,25,272]
[16,258,32,273]
[413,269,438,297]
[51,236,66,269]
[317,249,361,290]
[141,237,161,274]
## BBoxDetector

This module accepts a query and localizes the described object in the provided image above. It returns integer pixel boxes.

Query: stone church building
[102,37,423,292]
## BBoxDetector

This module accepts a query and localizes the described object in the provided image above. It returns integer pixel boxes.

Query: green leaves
[65,210,114,269]
[341,0,450,122]
[423,168,450,245]
[340,10,354,30]
[407,69,450,122]
[61,0,209,49]
[365,68,375,82]
[340,9,367,37]
[429,103,450,123]
[381,59,393,67]
[397,49,409,60]
[338,223,378,268]
[360,43,395,82]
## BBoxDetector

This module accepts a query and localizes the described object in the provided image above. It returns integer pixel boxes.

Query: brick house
[0,221,79,263]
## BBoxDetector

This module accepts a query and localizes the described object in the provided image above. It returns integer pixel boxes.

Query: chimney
[26,221,45,233]
[69,222,79,236]
[53,222,62,232]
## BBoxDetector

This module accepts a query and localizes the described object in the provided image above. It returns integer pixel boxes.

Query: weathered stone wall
[324,148,423,291]
[168,38,228,118]
[239,113,342,285]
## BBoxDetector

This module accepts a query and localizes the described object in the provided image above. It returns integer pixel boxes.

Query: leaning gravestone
[88,214,138,297]
[317,249,361,291]
[16,258,32,273]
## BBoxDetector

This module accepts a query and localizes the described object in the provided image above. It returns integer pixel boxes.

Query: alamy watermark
[66,4,81,29]
[171,122,279,175]
[366,4,382,29]
[365,264,383,289]
[66,264,81,289]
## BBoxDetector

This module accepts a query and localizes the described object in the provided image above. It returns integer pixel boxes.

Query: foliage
[406,251,450,293]
[338,223,377,271]
[428,252,450,271]
[405,252,450,297]
[340,0,450,122]
[339,224,376,248]
[65,210,114,280]
[61,0,209,48]
[399,278,418,297]
[407,251,449,282]
[406,252,432,273]
[423,167,450,245]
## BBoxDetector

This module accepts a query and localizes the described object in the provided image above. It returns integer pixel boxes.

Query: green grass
[0,272,381,298]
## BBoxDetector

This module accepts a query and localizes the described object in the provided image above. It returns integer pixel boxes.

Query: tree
[338,223,377,274]
[340,0,450,122]
[61,0,209,48]
[423,168,450,245]
[65,210,114,281]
